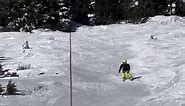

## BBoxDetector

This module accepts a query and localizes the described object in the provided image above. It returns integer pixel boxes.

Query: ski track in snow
[0,16,185,106]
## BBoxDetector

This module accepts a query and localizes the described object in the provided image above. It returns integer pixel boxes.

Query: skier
[150,35,154,39]
[150,35,157,40]
[118,60,133,81]
[22,41,30,49]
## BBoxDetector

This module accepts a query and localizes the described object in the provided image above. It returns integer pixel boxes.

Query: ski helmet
[123,60,127,64]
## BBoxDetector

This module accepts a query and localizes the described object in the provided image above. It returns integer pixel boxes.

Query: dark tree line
[0,0,185,32]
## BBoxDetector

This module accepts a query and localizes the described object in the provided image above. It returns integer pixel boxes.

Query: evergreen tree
[0,1,9,28]
[151,0,168,15]
[109,0,119,22]
[57,0,72,31]
[38,0,58,30]
[88,0,95,25]
[175,0,185,16]
[71,0,90,24]
[6,79,17,95]
[3,0,22,31]
[166,0,176,15]
[0,83,4,94]
[95,0,113,25]
[127,0,154,23]
[5,0,40,32]
[139,0,155,17]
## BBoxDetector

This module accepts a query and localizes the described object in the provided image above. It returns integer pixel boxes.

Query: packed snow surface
[1,16,185,106]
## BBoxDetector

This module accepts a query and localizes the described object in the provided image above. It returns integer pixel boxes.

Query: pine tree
[6,79,17,95]
[141,0,155,17]
[5,0,39,32]
[175,0,185,16]
[39,0,58,30]
[109,0,122,22]
[88,0,95,25]
[57,0,72,31]
[71,0,89,24]
[166,0,176,15]
[0,83,4,94]
[95,0,113,24]
[0,1,9,28]
[151,0,168,15]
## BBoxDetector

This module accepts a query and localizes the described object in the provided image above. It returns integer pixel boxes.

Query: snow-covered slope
[0,16,185,106]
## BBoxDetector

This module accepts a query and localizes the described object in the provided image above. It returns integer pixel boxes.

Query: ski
[131,76,142,81]
[122,76,142,81]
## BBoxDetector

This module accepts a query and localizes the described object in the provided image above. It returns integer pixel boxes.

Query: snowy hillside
[1,16,185,106]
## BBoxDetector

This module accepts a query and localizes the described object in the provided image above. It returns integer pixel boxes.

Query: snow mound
[148,15,185,26]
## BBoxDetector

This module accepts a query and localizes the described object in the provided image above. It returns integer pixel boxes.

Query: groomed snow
[0,15,185,106]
